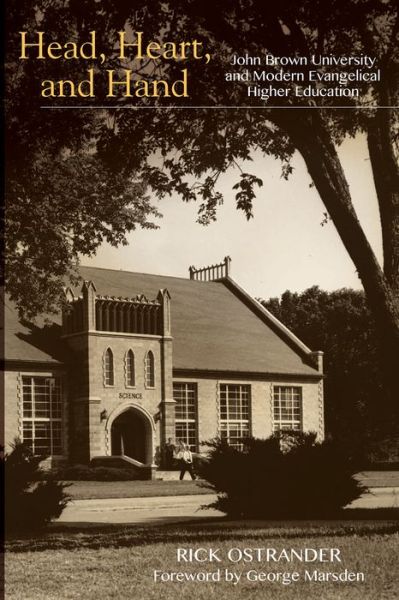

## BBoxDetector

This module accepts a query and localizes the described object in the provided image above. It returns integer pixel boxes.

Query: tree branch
[271,109,399,338]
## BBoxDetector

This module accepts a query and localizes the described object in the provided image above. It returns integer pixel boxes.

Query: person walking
[176,442,196,480]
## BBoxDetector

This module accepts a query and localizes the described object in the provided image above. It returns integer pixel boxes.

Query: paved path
[57,487,399,526]
[58,493,223,525]
[347,486,399,509]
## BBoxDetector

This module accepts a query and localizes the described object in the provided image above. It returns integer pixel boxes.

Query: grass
[65,479,209,500]
[5,519,399,599]
[62,471,399,501]
[6,473,397,598]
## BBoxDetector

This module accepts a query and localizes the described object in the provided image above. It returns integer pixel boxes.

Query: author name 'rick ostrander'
[177,547,342,563]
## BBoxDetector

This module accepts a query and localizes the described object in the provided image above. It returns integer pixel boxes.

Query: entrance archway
[109,406,154,466]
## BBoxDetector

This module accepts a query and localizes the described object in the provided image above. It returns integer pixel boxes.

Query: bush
[4,440,70,533]
[198,432,366,519]
[54,464,146,481]
[366,435,399,465]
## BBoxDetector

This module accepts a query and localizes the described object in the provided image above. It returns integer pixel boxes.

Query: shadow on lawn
[5,508,399,553]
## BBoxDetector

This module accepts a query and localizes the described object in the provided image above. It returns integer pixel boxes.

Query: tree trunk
[367,106,399,293]
[272,109,399,411]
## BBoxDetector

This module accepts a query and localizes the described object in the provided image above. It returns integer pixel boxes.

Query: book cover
[3,1,399,599]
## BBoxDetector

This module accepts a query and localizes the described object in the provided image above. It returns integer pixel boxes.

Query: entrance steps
[91,455,143,469]
[91,455,151,479]
[155,470,182,481]
[90,457,194,481]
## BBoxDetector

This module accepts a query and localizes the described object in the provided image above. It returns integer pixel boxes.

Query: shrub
[366,435,399,466]
[198,432,366,519]
[4,440,70,533]
[193,453,207,473]
[54,464,146,481]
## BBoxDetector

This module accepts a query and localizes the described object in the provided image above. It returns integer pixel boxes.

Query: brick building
[4,258,324,478]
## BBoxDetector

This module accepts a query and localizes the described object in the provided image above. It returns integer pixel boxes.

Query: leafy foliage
[53,464,147,481]
[4,440,70,533]
[8,0,393,229]
[199,433,366,519]
[5,1,399,400]
[262,287,387,447]
[6,150,160,319]
[5,0,161,318]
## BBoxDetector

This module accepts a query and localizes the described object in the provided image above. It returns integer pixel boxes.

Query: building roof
[4,266,320,377]
[4,300,65,364]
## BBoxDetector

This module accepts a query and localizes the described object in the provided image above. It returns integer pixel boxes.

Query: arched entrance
[110,407,154,465]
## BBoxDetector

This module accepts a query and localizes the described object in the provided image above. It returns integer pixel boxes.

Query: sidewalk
[57,487,399,526]
[58,493,222,525]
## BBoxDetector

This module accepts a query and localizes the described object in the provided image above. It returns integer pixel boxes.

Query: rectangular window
[22,376,63,456]
[173,383,197,451]
[219,384,251,449]
[273,386,302,431]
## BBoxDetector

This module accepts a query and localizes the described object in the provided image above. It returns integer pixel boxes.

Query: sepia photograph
[3,1,399,599]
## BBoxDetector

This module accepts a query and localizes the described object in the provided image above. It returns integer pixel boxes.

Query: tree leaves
[262,287,385,444]
[5,0,399,340]
[5,152,159,318]
[232,173,263,219]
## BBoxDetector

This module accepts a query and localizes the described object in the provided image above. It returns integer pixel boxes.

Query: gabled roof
[4,266,321,377]
[4,301,65,364]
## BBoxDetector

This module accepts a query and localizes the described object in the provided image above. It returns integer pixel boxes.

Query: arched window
[145,351,155,388]
[126,350,135,387]
[104,348,114,386]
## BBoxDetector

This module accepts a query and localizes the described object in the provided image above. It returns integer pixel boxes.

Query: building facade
[4,258,324,477]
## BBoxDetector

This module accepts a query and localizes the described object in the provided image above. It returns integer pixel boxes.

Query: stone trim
[105,401,156,465]
[124,349,136,388]
[318,379,325,440]
[269,382,274,435]
[17,371,22,441]
[4,360,65,371]
[216,380,220,438]
[103,347,115,388]
[144,350,155,389]
[173,368,322,382]
[62,331,163,340]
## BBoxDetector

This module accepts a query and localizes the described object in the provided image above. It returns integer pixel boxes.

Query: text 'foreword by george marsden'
[153,568,365,585]
[225,53,380,101]
[152,546,365,586]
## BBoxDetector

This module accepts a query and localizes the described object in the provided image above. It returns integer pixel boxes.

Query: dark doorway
[111,410,146,463]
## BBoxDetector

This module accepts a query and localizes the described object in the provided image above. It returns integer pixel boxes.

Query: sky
[82,133,382,300]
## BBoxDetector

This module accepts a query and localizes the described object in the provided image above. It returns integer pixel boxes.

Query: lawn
[65,479,209,500]
[63,472,399,500]
[5,520,399,600]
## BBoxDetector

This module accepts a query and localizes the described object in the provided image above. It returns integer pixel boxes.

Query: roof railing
[62,283,171,336]
[189,256,231,281]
